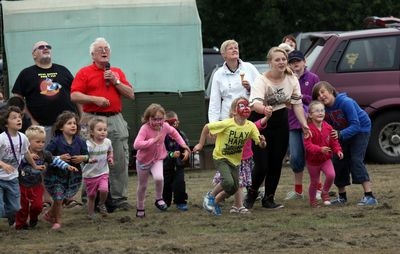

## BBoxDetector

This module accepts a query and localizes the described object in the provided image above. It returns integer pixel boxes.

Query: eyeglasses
[94,47,111,53]
[35,45,52,51]
[311,109,325,114]
[150,117,164,122]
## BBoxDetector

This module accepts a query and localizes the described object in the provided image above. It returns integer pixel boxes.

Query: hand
[321,146,332,154]
[173,151,181,158]
[242,80,251,91]
[104,70,117,84]
[93,96,110,107]
[337,151,344,160]
[263,105,273,118]
[2,163,15,174]
[331,129,339,139]
[31,153,40,160]
[182,150,190,161]
[71,155,86,164]
[302,125,312,138]
[259,135,267,148]
[60,153,71,162]
[107,157,114,166]
[67,165,79,172]
[192,144,203,153]
[35,165,46,171]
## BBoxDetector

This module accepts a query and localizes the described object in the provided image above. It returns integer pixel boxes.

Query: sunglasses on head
[35,45,52,51]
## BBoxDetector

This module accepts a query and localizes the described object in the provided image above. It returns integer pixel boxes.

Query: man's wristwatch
[115,79,121,86]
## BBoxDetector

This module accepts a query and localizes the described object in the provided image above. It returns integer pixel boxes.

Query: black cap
[288,50,305,62]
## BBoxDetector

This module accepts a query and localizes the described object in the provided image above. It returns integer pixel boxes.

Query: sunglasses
[35,45,52,51]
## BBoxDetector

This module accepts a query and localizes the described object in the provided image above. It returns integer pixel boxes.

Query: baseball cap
[288,50,305,62]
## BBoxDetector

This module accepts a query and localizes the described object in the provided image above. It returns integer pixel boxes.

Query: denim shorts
[0,178,20,218]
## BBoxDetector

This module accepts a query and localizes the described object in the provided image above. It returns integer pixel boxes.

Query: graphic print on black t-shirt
[38,72,62,96]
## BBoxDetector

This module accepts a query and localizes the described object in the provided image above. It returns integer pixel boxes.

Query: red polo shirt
[71,63,131,113]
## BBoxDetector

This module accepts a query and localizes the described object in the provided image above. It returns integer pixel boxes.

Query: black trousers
[162,164,188,206]
[249,108,289,198]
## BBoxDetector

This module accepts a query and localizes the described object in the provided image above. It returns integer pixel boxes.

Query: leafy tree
[197,0,400,59]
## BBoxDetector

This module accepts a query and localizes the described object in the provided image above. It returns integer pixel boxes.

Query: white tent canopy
[2,0,204,93]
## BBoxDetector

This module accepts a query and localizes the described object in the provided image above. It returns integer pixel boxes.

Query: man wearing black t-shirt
[12,41,78,144]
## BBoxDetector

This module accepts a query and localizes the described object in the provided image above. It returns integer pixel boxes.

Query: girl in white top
[244,46,310,209]
[82,117,113,219]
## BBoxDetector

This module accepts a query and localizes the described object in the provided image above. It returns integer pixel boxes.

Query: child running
[82,117,114,219]
[133,103,191,218]
[43,111,89,230]
[212,106,268,214]
[15,125,77,229]
[163,111,190,211]
[303,101,343,208]
[193,97,267,215]
[0,106,44,227]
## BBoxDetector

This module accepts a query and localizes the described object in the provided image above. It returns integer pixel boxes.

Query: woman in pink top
[133,103,191,218]
[304,101,343,208]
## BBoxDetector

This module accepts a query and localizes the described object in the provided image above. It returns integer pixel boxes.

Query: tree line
[197,0,400,60]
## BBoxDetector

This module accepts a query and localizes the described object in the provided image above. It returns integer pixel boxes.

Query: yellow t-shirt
[208,118,261,166]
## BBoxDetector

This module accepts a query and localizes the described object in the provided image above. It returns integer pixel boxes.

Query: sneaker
[284,191,304,200]
[203,192,215,212]
[97,204,108,217]
[310,200,320,208]
[330,196,347,205]
[29,220,38,228]
[243,188,259,209]
[321,191,331,205]
[51,223,61,230]
[357,196,378,206]
[316,190,322,200]
[176,203,189,211]
[7,215,15,226]
[211,203,222,216]
[262,196,284,209]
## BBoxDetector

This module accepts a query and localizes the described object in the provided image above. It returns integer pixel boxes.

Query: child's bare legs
[136,169,150,211]
[233,187,244,208]
[210,183,223,198]
[87,196,96,216]
[47,200,62,229]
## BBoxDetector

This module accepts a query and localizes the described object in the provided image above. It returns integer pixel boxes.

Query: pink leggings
[307,159,336,203]
[136,160,164,210]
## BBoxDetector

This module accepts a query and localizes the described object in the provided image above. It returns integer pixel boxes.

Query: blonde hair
[220,39,238,54]
[141,103,166,123]
[88,117,107,139]
[229,96,249,117]
[25,125,46,140]
[307,100,325,122]
[266,46,293,76]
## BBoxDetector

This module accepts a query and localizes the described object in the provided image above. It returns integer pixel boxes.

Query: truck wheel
[367,112,400,164]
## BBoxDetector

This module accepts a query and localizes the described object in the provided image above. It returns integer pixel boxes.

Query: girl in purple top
[133,103,191,218]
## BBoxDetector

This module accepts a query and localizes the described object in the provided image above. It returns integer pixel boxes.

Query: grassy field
[1,164,399,254]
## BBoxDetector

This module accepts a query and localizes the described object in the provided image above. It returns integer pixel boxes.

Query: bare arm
[192,124,210,152]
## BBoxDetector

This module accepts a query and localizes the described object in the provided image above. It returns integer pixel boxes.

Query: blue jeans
[333,132,371,187]
[0,178,21,218]
[289,129,305,173]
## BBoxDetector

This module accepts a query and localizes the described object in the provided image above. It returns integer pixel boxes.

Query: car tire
[367,111,400,164]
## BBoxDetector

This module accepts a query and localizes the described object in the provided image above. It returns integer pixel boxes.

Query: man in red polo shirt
[71,37,134,211]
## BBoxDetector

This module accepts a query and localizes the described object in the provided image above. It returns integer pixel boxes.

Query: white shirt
[82,138,113,178]
[208,59,260,122]
[0,131,29,180]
